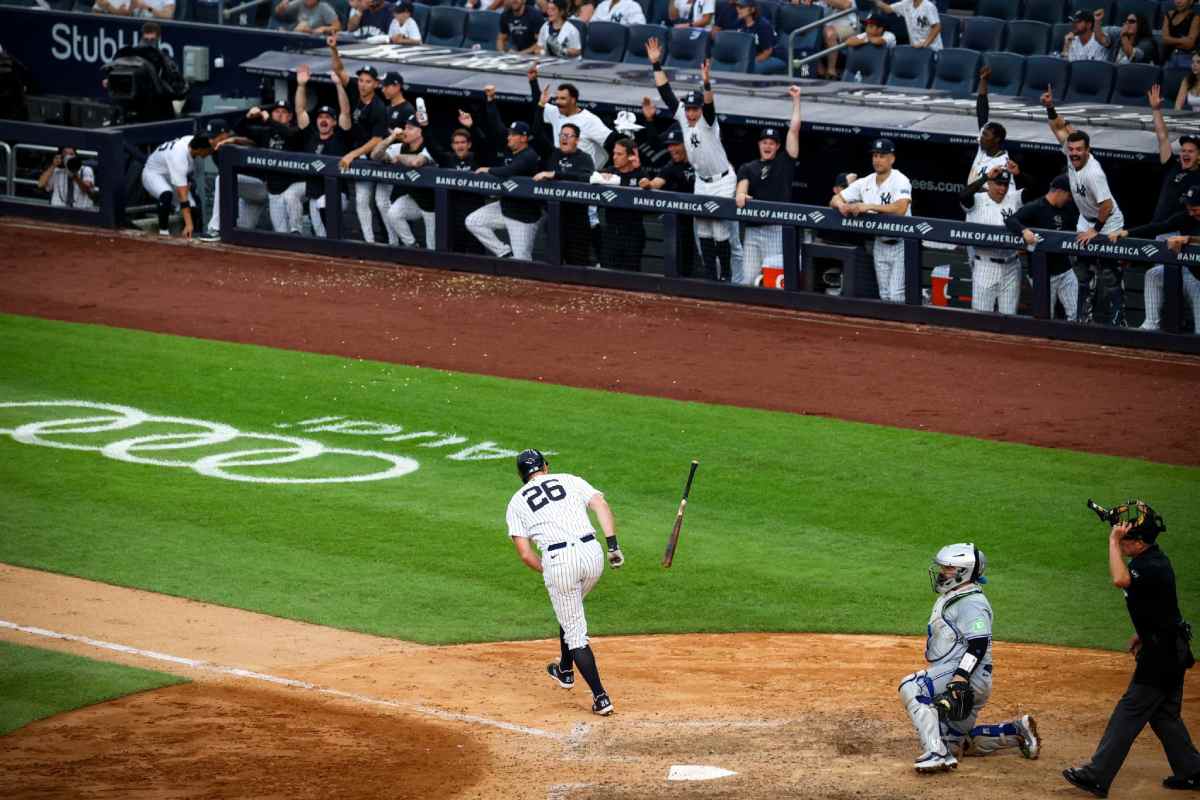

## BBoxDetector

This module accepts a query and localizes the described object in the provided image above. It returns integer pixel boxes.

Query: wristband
[953,668,971,682]
[703,82,712,92]
[1046,105,1058,120]
[1093,222,1103,233]
[652,61,663,71]
[605,535,619,551]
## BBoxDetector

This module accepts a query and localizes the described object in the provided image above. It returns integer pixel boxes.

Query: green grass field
[0,640,186,735]
[1,312,1196,651]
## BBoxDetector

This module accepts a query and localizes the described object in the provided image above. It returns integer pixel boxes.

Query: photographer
[36,147,98,211]
[1064,502,1200,798]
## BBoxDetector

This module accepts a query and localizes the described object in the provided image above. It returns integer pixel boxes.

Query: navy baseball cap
[403,116,422,128]
[314,105,337,118]
[394,1,414,12]
[1184,186,1200,207]
[871,137,896,154]
[381,71,404,87]
[834,171,856,188]
[682,91,704,108]
[1071,9,1092,23]
[989,169,1012,184]
[864,12,884,26]
[509,120,531,135]
[356,65,379,80]
[271,100,291,112]
[1179,134,1200,148]
[1049,174,1071,192]
[759,127,783,143]
[663,125,685,144]
[204,119,229,135]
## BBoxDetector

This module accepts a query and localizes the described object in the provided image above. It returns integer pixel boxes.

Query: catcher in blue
[898,543,1041,773]
[506,449,624,716]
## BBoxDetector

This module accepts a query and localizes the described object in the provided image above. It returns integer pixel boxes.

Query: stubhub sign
[50,22,176,63]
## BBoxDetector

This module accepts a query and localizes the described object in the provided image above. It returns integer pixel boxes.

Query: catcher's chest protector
[925,588,988,663]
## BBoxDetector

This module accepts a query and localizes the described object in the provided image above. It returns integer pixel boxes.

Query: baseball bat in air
[662,460,699,568]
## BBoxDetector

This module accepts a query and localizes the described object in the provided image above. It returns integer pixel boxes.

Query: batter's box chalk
[667,765,738,781]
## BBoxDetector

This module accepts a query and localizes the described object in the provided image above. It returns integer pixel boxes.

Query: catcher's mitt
[933,680,975,723]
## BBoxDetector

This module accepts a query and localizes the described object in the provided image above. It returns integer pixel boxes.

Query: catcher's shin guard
[899,671,946,757]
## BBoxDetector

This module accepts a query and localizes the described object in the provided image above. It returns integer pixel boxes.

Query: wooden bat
[662,460,699,568]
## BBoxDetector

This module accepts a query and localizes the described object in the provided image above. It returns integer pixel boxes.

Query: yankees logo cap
[508,120,531,135]
[870,137,896,154]
[356,65,380,80]
[759,127,783,143]
[864,12,884,26]
[663,126,685,144]
[682,91,704,108]
[989,169,1011,184]
[271,100,291,112]
[314,105,337,119]
[381,71,404,87]
[204,118,229,135]
[1184,186,1200,206]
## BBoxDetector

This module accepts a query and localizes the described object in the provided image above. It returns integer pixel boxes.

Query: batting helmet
[929,543,986,595]
[515,449,548,483]
[1119,500,1166,543]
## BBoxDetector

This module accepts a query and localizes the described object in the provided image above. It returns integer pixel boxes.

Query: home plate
[667,765,738,781]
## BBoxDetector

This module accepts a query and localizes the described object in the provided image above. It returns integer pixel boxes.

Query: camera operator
[1063,502,1200,798]
[37,147,98,211]
[101,22,187,124]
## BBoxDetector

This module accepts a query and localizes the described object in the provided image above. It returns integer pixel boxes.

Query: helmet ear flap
[971,544,980,582]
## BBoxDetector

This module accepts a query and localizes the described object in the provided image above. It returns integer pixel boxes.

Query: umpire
[1063,502,1200,798]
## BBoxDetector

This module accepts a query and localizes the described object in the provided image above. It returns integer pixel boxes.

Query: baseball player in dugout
[1005,174,1081,321]
[958,166,1030,315]
[506,449,623,717]
[831,137,913,303]
[1064,502,1199,798]
[898,544,1040,774]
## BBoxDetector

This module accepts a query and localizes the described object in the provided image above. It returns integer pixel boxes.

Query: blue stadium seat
[959,16,1005,52]
[885,45,935,88]
[1068,0,1115,20]
[584,21,630,62]
[412,3,431,39]
[938,13,959,48]
[982,51,1026,96]
[666,27,709,69]
[1023,0,1068,26]
[1005,20,1052,57]
[1163,66,1192,109]
[710,31,756,73]
[424,6,467,47]
[1021,54,1071,100]
[1051,22,1072,55]
[930,48,982,96]
[1115,0,1161,29]
[464,10,501,51]
[976,0,1019,20]
[1110,62,1161,106]
[569,18,589,52]
[842,40,891,84]
[624,24,667,63]
[774,4,823,61]
[648,0,670,25]
[758,0,781,27]
[1065,59,1116,102]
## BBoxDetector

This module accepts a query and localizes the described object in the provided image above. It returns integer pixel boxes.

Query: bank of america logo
[309,159,326,172]
[808,210,825,224]
[703,201,720,214]
[601,190,618,203]
[502,180,520,192]
[1140,244,1159,257]
[405,170,422,182]
[915,222,933,235]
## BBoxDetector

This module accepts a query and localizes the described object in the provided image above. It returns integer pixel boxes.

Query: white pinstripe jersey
[506,473,600,552]
[673,105,731,180]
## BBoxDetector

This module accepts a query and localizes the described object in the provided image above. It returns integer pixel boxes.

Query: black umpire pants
[1085,675,1200,791]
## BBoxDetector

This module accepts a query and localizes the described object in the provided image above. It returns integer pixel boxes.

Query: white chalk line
[0,618,562,740]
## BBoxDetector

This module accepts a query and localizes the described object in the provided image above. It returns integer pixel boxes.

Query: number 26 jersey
[506,473,600,552]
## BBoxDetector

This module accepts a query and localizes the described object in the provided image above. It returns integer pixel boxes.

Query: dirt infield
[2,221,1200,799]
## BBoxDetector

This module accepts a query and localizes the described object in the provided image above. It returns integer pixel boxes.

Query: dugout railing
[217,146,1200,355]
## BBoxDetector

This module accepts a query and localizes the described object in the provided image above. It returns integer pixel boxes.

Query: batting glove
[607,548,625,568]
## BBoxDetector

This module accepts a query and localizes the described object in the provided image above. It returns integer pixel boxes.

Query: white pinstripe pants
[693,171,736,242]
[1049,269,1079,321]
[971,254,1021,314]
[740,225,784,286]
[1140,265,1200,330]
[873,238,906,303]
[375,182,401,245]
[466,201,539,260]
[543,538,605,650]
[308,192,347,238]
[387,195,436,249]
[206,174,267,233]
[354,180,378,243]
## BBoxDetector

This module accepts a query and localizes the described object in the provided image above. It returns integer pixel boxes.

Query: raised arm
[333,71,352,130]
[958,173,987,209]
[295,64,311,128]
[786,85,801,160]
[647,38,680,113]
[1041,85,1071,144]
[701,59,715,125]
[976,65,990,129]
[1149,84,1173,165]
[327,35,350,88]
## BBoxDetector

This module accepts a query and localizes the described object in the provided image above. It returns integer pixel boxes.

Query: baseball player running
[959,166,1027,314]
[142,133,214,240]
[506,449,624,716]
[831,138,913,302]
[645,38,738,282]
[899,543,1040,773]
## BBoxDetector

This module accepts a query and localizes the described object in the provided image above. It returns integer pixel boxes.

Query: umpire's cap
[870,137,896,154]
[516,449,548,483]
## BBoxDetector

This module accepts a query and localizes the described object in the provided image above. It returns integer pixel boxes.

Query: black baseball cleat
[546,662,574,689]
[1063,767,1108,798]
[591,692,613,716]
[1164,772,1200,790]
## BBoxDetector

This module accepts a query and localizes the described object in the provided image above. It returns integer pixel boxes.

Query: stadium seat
[666,27,709,69]
[885,45,935,88]
[938,13,959,48]
[1023,0,1068,26]
[1005,20,1052,57]
[1051,22,1072,55]
[774,4,824,61]
[930,48,982,96]
[1064,59,1115,102]
[982,51,1026,96]
[412,3,431,39]
[464,10,501,51]
[710,31,755,73]
[647,0,670,25]
[584,21,630,62]
[424,6,467,47]
[842,40,891,85]
[959,16,1005,52]
[1068,0,1115,20]
[1115,0,1161,28]
[569,18,589,52]
[1110,62,1161,106]
[624,24,666,63]
[975,0,1019,20]
[758,0,781,27]
[1021,55,1071,99]
[1163,66,1192,109]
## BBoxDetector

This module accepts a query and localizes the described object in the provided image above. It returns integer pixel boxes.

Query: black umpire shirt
[1124,544,1194,689]
[490,146,542,223]
[1153,162,1200,222]
[349,92,388,149]
[300,125,352,198]
[1005,197,1078,276]
[235,117,303,194]
[735,154,796,227]
[1128,210,1200,279]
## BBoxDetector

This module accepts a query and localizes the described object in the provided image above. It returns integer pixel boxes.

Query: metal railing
[787,6,855,79]
[11,145,100,193]
[0,143,12,197]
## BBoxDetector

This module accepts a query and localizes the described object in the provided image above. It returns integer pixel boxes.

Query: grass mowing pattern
[0,313,1196,650]
[0,640,187,735]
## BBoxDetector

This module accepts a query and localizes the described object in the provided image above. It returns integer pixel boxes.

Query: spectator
[1006,174,1080,321]
[638,124,699,276]
[830,137,913,303]
[294,65,353,238]
[217,102,305,235]
[467,0,506,10]
[94,0,175,18]
[499,0,544,52]
[872,0,941,50]
[806,1,861,81]
[141,132,214,240]
[670,0,714,29]
[1176,53,1200,110]
[1163,0,1200,69]
[734,86,802,286]
[328,36,389,243]
[844,13,895,53]
[1110,188,1200,331]
[37,147,97,211]
[959,165,1029,315]
[139,21,164,47]
[1062,9,1109,62]
[468,111,542,260]
[372,119,437,249]
[592,0,645,25]
[348,0,394,39]
[532,122,596,265]
[733,0,784,74]
[273,0,343,34]
[564,0,595,21]
[1107,12,1155,65]
[534,0,583,57]
[1150,85,1200,222]
[712,0,736,30]
[389,2,423,43]
[593,138,647,271]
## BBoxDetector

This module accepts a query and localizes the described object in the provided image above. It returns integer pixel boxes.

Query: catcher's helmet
[930,543,986,595]
[1119,500,1166,543]
[515,449,548,483]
